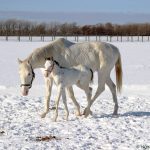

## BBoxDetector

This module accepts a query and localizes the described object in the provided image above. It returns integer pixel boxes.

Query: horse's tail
[115,53,123,93]
[89,68,94,83]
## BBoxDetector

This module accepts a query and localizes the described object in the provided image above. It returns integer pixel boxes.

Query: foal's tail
[89,68,94,83]
[115,53,123,93]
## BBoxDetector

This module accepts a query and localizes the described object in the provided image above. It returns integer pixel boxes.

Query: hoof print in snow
[50,106,56,110]
[36,135,57,141]
[0,131,5,135]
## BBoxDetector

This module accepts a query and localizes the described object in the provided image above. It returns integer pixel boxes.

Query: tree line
[0,19,150,36]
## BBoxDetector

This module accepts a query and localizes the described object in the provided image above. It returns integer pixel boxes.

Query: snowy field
[0,40,150,150]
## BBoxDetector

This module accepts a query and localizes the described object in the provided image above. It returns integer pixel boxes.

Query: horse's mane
[89,68,94,82]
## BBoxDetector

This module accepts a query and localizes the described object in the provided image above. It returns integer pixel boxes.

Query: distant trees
[0,19,150,36]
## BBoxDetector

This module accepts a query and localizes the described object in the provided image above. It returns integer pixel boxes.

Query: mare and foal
[18,38,122,121]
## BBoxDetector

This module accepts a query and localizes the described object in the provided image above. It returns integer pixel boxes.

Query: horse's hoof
[75,111,81,116]
[65,117,68,121]
[83,108,87,115]
[52,117,57,122]
[89,110,93,115]
[84,112,90,118]
[40,113,46,118]
[52,119,56,122]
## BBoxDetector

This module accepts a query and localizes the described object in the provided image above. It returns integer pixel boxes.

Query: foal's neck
[51,62,61,75]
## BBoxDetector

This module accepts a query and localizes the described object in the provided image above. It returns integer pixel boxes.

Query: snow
[0,40,150,150]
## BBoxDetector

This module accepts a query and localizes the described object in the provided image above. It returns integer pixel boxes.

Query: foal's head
[44,57,54,77]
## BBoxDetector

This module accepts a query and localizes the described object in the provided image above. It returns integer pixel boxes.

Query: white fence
[0,36,150,42]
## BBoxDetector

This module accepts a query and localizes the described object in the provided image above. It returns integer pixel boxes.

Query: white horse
[44,57,93,121]
[18,38,122,117]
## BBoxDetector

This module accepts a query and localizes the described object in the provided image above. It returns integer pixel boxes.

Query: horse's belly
[63,76,78,87]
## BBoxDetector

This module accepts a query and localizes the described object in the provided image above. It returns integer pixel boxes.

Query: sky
[0,0,150,24]
[0,0,150,13]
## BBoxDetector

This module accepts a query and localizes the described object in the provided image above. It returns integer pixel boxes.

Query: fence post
[121,36,122,42]
[18,36,20,41]
[99,36,100,41]
[6,35,8,41]
[142,36,143,42]
[131,36,133,42]
[77,36,78,42]
[110,36,112,42]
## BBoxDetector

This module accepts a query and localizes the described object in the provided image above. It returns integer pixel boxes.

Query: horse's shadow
[93,111,150,118]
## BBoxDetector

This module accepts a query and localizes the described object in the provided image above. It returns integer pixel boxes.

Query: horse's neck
[26,48,47,69]
[28,56,44,69]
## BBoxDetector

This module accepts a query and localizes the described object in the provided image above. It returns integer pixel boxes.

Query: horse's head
[44,57,54,77]
[18,58,35,96]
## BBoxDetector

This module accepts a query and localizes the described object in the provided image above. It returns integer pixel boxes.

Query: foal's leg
[106,77,118,115]
[62,89,69,120]
[84,87,93,116]
[53,85,62,122]
[66,86,81,116]
[76,83,92,117]
[83,86,93,118]
[41,77,53,118]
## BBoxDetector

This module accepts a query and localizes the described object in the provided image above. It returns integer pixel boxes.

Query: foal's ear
[18,58,22,64]
[45,57,51,60]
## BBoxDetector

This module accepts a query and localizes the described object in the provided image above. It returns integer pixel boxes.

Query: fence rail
[0,35,150,42]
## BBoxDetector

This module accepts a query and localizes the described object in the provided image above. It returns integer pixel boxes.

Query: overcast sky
[0,0,150,24]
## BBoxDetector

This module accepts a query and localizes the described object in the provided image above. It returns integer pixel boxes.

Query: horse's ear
[18,58,22,64]
[27,60,30,65]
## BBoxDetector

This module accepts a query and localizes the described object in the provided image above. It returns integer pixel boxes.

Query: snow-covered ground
[0,40,150,150]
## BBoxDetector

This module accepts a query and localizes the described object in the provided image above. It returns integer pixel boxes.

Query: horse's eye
[28,73,31,76]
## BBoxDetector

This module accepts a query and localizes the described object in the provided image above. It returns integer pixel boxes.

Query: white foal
[44,57,93,121]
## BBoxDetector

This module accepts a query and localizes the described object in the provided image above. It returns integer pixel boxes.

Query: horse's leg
[66,86,81,116]
[106,77,118,115]
[84,67,109,116]
[53,85,62,122]
[40,77,53,118]
[62,89,69,120]
[92,66,110,102]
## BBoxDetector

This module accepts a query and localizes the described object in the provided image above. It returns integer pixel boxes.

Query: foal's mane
[54,60,66,69]
[46,57,66,69]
